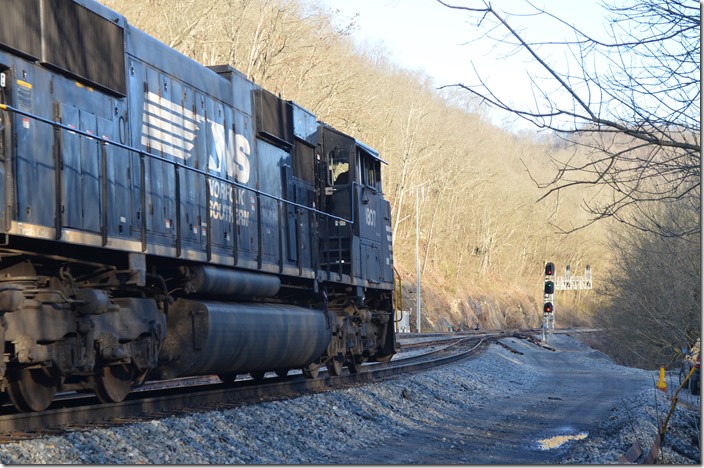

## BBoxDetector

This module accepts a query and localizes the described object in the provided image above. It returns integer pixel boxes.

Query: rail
[0,336,490,438]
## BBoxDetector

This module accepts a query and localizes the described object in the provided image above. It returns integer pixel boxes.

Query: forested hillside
[98,0,699,369]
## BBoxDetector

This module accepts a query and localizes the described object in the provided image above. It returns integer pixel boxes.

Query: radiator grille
[41,0,126,96]
[0,0,42,60]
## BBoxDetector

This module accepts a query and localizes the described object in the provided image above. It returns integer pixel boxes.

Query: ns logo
[207,124,251,184]
[140,91,251,184]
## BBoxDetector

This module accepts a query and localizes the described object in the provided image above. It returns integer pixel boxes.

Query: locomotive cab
[355,141,393,286]
[319,125,393,286]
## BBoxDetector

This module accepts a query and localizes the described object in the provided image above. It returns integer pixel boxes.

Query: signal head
[543,302,554,314]
[544,280,554,295]
[545,262,555,276]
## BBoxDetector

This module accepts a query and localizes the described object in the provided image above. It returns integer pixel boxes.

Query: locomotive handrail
[393,266,403,326]
[0,103,355,226]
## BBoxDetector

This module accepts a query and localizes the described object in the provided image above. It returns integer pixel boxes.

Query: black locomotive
[0,0,396,412]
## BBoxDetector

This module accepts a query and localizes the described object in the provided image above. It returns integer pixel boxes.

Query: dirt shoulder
[331,334,661,464]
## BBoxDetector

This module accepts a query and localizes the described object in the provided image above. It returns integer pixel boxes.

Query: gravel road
[0,333,699,464]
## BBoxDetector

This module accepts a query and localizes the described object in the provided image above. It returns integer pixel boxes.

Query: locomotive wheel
[302,363,321,379]
[95,364,134,404]
[275,369,289,378]
[250,371,266,381]
[328,356,343,376]
[218,373,238,384]
[7,367,58,412]
[347,355,366,374]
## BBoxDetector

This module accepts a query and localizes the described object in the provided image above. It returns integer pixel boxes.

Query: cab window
[328,147,350,186]
[361,154,381,191]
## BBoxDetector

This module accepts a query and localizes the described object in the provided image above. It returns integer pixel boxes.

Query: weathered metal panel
[233,110,258,263]
[292,139,315,185]
[144,66,165,237]
[205,94,229,252]
[15,68,55,227]
[206,64,253,116]
[291,103,317,147]
[177,82,203,250]
[282,164,297,263]
[357,186,382,243]
[125,28,230,102]
[60,104,82,229]
[296,183,315,269]
[381,200,394,283]
[97,115,132,238]
[256,139,287,264]
[79,109,100,232]
[158,72,177,243]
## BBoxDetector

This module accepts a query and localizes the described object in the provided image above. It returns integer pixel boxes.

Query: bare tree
[596,198,700,368]
[436,0,700,237]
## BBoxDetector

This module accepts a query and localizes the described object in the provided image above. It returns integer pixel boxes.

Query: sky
[316,0,612,128]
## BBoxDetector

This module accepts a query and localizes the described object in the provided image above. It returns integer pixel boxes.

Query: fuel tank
[154,299,331,380]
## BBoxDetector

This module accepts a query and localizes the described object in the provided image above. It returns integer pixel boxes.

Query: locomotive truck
[0,0,396,412]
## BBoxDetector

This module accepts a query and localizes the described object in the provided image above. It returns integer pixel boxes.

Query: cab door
[321,127,355,222]
[319,126,356,274]
[356,147,384,284]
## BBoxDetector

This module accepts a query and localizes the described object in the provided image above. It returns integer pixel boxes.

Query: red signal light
[545,262,554,276]
[543,302,553,314]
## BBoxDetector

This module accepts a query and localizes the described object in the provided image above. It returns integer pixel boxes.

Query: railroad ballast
[0,0,396,412]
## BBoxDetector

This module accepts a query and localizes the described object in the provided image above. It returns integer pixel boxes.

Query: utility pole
[416,186,421,333]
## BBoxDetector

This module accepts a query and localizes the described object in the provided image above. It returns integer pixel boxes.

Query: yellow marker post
[656,367,667,393]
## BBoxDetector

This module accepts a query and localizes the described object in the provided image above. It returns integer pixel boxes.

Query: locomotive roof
[356,140,388,165]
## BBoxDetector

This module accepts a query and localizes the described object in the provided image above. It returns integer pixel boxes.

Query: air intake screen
[41,0,126,96]
[254,89,293,149]
[0,0,42,59]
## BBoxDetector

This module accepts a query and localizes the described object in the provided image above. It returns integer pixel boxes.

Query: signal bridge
[554,277,592,290]
[554,265,592,290]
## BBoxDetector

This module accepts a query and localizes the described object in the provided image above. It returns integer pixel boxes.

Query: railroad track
[0,336,492,440]
[396,327,596,349]
[0,327,594,439]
